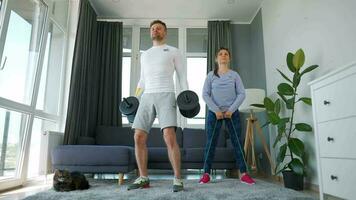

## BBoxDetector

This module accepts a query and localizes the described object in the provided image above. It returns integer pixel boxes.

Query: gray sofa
[52,126,239,183]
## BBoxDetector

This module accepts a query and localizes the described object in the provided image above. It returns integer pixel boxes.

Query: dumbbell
[177,90,200,118]
[119,96,139,123]
[120,91,199,121]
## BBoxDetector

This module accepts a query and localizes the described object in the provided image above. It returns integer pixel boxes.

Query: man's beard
[151,35,164,41]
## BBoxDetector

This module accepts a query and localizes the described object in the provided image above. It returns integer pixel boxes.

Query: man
[127,20,188,192]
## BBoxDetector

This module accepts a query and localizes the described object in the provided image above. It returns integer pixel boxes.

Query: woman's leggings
[203,110,247,174]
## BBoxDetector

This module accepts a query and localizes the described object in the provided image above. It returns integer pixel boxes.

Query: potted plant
[252,49,318,190]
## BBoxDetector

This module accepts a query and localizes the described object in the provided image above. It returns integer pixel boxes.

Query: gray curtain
[64,0,122,145]
[207,21,233,72]
[96,21,122,126]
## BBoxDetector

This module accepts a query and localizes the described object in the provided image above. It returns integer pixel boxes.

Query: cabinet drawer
[320,158,356,199]
[314,73,356,122]
[318,117,356,159]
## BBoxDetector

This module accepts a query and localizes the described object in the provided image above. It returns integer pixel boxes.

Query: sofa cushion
[96,126,134,146]
[147,127,183,147]
[52,145,135,166]
[148,148,169,162]
[147,147,184,162]
[183,128,225,148]
[182,148,236,162]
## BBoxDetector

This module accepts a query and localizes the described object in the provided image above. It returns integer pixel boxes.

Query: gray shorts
[132,92,177,133]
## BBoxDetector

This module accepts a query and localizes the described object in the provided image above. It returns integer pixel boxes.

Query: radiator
[39,131,64,175]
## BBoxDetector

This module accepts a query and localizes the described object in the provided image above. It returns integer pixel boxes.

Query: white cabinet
[310,62,356,200]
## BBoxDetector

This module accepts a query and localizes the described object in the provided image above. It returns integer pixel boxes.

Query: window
[121,28,132,124]
[122,27,132,98]
[0,8,46,104]
[186,28,208,125]
[36,22,65,115]
[0,0,47,184]
[0,108,27,180]
[0,0,69,190]
[187,28,208,53]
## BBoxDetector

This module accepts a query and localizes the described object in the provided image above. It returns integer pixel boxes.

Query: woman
[200,47,255,185]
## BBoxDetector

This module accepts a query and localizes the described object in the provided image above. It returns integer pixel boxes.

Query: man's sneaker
[240,173,255,185]
[127,176,150,190]
[199,173,210,184]
[173,178,184,192]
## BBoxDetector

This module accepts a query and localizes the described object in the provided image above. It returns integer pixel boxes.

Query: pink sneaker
[240,173,255,185]
[199,173,210,184]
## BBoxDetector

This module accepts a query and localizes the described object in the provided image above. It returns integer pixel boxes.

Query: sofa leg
[118,173,124,185]
[225,169,240,178]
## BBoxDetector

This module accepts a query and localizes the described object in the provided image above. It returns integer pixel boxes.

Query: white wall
[261,0,356,186]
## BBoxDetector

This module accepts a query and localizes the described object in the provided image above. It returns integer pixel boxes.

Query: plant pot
[282,170,304,190]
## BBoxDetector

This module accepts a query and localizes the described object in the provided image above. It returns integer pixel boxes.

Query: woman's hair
[213,47,231,77]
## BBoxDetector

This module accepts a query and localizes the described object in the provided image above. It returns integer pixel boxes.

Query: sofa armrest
[77,136,95,145]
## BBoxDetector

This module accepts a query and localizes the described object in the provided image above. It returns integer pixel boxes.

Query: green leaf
[301,65,318,76]
[281,117,290,123]
[278,83,294,96]
[267,112,280,125]
[278,120,287,132]
[277,144,287,163]
[277,69,292,83]
[298,97,312,105]
[289,158,304,175]
[274,99,281,115]
[264,97,275,111]
[277,92,288,103]
[286,53,296,73]
[288,138,304,157]
[293,72,301,88]
[295,123,313,132]
[273,118,289,147]
[293,49,305,70]
[286,97,295,109]
[275,164,288,175]
[273,126,284,148]
[250,103,265,108]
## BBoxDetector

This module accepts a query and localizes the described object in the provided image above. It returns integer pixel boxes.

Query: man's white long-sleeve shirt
[137,44,188,93]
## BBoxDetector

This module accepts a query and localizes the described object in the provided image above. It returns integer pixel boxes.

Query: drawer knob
[323,100,330,105]
[327,137,334,142]
[330,175,338,181]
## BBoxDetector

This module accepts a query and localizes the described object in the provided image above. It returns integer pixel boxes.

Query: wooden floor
[0,170,320,200]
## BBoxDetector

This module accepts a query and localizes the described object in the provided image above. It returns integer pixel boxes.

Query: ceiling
[89,0,264,23]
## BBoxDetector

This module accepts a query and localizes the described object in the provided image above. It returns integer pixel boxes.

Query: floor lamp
[239,89,275,174]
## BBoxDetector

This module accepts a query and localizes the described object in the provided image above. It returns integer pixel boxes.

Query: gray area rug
[23,179,316,200]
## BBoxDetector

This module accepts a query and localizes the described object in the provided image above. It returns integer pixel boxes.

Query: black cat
[53,169,90,192]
